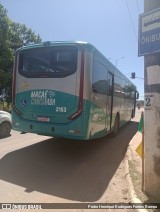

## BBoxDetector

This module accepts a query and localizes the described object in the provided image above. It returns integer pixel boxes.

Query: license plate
[37,117,50,122]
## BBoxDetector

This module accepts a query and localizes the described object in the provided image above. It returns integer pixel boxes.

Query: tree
[0,4,13,74]
[9,22,42,52]
[0,3,42,104]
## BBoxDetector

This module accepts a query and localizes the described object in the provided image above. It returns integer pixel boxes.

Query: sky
[1,0,144,99]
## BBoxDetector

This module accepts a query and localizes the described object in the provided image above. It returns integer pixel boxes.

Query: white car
[0,110,12,138]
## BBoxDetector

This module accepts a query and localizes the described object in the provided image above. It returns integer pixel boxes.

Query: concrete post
[144,0,160,200]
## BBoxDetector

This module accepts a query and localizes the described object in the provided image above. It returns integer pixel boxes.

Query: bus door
[106,72,114,131]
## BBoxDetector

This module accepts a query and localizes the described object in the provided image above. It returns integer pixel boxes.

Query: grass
[129,160,160,212]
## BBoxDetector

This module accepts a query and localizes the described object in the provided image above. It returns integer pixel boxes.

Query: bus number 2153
[56,107,67,113]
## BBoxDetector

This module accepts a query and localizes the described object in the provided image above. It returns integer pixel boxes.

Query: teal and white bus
[12,41,138,140]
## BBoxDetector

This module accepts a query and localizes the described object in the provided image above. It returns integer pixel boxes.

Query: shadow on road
[0,121,138,202]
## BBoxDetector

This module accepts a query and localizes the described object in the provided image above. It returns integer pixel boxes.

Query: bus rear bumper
[12,110,89,140]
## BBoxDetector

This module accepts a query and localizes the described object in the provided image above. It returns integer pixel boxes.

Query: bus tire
[131,109,134,119]
[112,114,119,136]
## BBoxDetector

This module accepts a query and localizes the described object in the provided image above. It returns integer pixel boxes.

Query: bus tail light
[12,54,17,108]
[12,52,22,116]
[68,49,84,120]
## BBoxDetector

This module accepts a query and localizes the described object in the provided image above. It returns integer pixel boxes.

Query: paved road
[0,109,142,211]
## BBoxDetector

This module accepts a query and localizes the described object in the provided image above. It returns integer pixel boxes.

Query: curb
[125,147,148,212]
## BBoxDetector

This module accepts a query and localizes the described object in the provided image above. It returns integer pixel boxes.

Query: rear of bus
[12,41,90,140]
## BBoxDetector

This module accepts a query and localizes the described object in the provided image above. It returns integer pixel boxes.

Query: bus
[12,41,138,140]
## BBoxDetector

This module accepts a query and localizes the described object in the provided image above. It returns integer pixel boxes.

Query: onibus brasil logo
[31,90,55,106]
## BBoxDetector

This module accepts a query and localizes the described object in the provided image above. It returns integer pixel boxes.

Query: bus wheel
[131,109,134,119]
[112,115,119,136]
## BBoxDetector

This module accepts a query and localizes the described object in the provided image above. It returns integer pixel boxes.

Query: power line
[125,0,138,41]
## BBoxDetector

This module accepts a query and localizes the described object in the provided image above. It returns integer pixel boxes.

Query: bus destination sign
[138,8,160,56]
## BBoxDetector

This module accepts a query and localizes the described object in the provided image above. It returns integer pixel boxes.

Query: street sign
[138,8,160,56]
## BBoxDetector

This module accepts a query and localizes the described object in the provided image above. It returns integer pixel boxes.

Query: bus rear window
[18,46,78,78]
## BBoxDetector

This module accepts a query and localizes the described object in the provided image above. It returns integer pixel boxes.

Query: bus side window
[92,57,108,95]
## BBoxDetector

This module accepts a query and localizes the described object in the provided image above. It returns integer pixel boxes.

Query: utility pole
[144,0,160,200]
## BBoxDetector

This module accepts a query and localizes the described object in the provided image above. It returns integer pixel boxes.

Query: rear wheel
[0,121,11,138]
[131,109,134,119]
[112,115,119,136]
